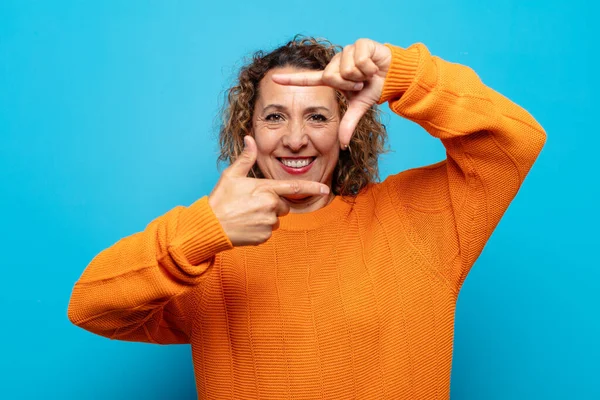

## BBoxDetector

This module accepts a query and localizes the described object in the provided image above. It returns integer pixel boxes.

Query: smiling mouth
[277,157,316,168]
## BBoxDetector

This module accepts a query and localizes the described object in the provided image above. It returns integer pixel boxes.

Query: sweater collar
[278,195,353,231]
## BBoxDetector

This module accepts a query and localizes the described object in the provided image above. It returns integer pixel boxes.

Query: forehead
[256,67,338,107]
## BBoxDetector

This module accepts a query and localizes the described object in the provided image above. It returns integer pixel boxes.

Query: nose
[281,121,308,151]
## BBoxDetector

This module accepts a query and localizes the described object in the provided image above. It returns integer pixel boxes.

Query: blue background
[1,0,597,399]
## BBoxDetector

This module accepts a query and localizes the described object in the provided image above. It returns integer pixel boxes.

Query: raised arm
[68,136,329,343]
[380,43,547,291]
[272,39,546,292]
[67,197,232,344]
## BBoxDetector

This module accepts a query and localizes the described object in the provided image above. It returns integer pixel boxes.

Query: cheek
[254,128,279,154]
[311,126,339,154]
[253,129,280,176]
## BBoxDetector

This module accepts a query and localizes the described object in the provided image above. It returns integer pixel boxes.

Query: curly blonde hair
[218,35,388,196]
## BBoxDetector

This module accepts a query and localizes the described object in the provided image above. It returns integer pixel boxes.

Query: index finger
[271,71,324,86]
[261,179,330,196]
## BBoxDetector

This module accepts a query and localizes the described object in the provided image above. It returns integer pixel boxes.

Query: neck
[284,192,335,213]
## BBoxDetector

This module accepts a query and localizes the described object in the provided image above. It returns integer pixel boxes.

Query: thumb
[339,99,371,148]
[227,135,257,177]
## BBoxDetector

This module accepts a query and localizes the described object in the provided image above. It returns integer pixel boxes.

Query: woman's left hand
[271,38,392,149]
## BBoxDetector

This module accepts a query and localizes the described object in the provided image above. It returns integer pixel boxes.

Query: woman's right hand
[208,136,330,246]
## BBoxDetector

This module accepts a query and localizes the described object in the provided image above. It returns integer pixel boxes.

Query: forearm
[381,43,546,169]
[67,196,232,343]
[380,43,546,289]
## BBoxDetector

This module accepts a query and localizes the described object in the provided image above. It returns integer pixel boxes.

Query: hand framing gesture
[209,136,330,247]
[272,38,392,149]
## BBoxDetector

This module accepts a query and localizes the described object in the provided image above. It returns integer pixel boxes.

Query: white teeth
[281,158,312,168]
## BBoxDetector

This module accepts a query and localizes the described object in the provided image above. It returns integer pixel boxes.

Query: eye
[265,113,284,122]
[309,114,327,122]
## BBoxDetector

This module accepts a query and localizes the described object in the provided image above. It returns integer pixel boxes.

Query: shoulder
[375,161,452,211]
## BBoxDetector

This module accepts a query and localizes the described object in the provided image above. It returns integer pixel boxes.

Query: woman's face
[252,66,341,193]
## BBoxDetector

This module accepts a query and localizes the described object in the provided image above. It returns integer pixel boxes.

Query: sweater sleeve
[378,43,546,292]
[67,196,233,344]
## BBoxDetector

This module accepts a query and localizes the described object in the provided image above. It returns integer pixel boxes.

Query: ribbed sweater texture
[68,43,547,399]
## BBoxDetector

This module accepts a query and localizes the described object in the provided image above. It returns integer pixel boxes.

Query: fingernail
[243,136,248,148]
[320,186,330,195]
[353,82,363,90]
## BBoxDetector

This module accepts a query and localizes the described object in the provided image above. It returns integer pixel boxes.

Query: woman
[68,36,546,399]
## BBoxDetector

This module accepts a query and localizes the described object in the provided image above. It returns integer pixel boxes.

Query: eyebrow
[262,104,331,114]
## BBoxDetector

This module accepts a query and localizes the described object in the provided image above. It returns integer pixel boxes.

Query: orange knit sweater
[68,43,546,399]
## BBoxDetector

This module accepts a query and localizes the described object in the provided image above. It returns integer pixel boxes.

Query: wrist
[377,44,421,104]
[169,196,233,268]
